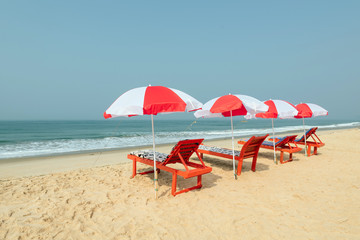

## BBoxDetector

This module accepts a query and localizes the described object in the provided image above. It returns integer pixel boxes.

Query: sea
[0,118,359,160]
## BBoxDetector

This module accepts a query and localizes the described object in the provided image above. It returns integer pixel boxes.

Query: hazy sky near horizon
[1,1,359,120]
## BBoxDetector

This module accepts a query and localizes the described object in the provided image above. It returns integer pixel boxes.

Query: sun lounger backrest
[163,139,204,165]
[287,135,298,143]
[240,134,268,159]
[296,127,317,142]
[273,135,295,148]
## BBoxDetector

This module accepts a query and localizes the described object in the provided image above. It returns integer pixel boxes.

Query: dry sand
[0,128,359,239]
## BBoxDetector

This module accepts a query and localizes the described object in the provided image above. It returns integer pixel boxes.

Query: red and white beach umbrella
[295,103,328,118]
[295,103,328,156]
[255,99,298,119]
[194,94,269,179]
[104,85,202,118]
[253,99,298,164]
[195,94,269,118]
[104,85,202,199]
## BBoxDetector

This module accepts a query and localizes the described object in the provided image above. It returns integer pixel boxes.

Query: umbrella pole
[151,114,158,199]
[302,117,308,157]
[230,111,237,180]
[272,118,277,164]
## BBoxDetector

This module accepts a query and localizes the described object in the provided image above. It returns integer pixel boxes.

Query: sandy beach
[1,128,359,239]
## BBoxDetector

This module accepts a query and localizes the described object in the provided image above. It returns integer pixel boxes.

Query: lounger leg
[197,175,202,188]
[172,175,204,196]
[171,173,177,197]
[314,147,318,155]
[307,145,312,156]
[280,152,284,164]
[237,159,244,176]
[289,153,293,161]
[251,157,257,172]
[131,159,137,178]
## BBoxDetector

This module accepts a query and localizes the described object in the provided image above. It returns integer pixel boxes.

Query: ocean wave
[0,121,358,159]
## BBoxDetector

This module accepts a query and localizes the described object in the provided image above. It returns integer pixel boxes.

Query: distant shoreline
[1,126,358,163]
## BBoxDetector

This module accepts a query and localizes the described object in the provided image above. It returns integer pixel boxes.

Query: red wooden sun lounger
[238,135,302,164]
[294,127,325,156]
[270,127,325,156]
[128,139,212,196]
[197,134,268,176]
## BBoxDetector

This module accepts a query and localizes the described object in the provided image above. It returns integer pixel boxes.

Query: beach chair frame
[198,134,268,176]
[128,139,212,196]
[239,135,302,164]
[295,127,325,156]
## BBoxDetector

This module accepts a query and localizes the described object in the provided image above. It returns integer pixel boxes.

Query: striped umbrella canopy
[194,94,268,179]
[295,103,328,118]
[254,99,298,164]
[255,99,298,119]
[195,94,268,118]
[104,85,202,118]
[104,85,202,199]
[295,103,328,156]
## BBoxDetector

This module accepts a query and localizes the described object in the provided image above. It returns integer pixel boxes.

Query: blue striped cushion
[130,150,169,162]
[199,145,240,156]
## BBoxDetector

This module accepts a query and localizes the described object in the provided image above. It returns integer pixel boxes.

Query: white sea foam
[0,121,359,159]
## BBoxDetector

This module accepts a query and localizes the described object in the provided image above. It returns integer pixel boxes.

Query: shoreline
[1,125,358,163]
[0,127,356,180]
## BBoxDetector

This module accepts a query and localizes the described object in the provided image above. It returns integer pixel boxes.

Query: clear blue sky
[1,1,359,120]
